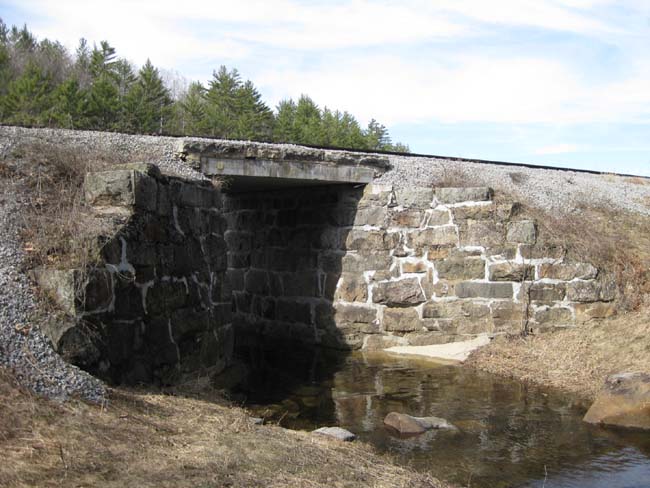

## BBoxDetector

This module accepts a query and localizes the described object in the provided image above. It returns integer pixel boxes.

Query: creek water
[236,348,650,488]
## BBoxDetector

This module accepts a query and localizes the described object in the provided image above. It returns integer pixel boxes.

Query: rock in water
[312,427,356,442]
[584,372,650,430]
[383,412,456,436]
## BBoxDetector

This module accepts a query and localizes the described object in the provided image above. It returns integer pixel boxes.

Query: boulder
[384,412,456,436]
[584,373,650,430]
[312,426,356,441]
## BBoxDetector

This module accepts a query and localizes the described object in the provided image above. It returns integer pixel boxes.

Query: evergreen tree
[113,59,137,131]
[9,24,37,52]
[337,111,366,148]
[49,78,87,128]
[123,59,172,134]
[294,95,322,145]
[89,41,117,79]
[3,63,52,126]
[175,81,207,135]
[320,107,338,147]
[113,59,136,99]
[205,65,241,138]
[86,74,119,130]
[273,99,298,143]
[233,80,273,140]
[365,119,391,150]
[74,38,92,88]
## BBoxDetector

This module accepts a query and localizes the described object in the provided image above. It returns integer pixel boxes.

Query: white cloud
[9,0,626,59]
[258,53,650,126]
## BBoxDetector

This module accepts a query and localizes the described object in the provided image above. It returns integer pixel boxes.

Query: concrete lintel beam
[201,157,374,185]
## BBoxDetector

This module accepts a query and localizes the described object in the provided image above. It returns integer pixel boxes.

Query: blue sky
[1,0,649,175]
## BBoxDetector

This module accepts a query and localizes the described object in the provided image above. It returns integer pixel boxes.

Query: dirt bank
[0,368,449,488]
[466,310,650,400]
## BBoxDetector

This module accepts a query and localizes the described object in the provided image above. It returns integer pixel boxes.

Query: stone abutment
[34,150,616,385]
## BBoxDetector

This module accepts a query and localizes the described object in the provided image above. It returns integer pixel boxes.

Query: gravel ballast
[2,125,649,217]
[0,125,648,401]
[0,175,105,402]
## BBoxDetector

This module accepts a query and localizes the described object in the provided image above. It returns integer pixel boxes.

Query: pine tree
[9,24,37,52]
[86,74,119,130]
[319,107,337,146]
[294,95,322,145]
[338,111,366,148]
[205,65,242,138]
[89,41,117,79]
[113,59,136,99]
[74,38,92,88]
[273,99,298,143]
[3,62,52,126]
[176,81,207,135]
[113,59,137,131]
[233,80,273,140]
[365,119,391,150]
[123,59,172,134]
[49,78,88,128]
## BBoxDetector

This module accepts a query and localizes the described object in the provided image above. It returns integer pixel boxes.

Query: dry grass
[521,203,650,311]
[3,141,134,270]
[0,368,450,488]
[431,164,469,188]
[467,309,650,400]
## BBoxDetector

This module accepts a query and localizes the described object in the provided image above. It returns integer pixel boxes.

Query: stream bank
[465,310,650,401]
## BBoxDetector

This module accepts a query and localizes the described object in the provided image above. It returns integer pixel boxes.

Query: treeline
[0,20,409,152]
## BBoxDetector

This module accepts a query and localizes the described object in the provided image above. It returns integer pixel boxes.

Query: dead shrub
[432,163,468,187]
[8,141,130,270]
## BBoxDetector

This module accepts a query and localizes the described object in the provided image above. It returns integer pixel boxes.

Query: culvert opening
[222,182,367,405]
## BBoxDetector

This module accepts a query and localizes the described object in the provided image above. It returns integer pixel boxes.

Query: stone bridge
[36,140,615,384]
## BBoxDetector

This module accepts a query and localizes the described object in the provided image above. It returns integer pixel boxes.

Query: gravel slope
[377,154,650,216]
[0,175,105,402]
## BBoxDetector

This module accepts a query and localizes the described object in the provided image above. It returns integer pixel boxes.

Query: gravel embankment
[378,154,650,216]
[2,125,649,216]
[0,176,105,402]
[0,125,206,181]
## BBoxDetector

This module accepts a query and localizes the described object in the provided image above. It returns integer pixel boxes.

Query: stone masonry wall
[227,184,615,352]
[36,163,232,384]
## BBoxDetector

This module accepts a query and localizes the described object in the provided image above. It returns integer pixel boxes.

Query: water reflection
[236,350,650,488]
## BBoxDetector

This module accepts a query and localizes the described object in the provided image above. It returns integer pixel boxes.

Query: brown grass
[466,309,650,400]
[3,141,132,270]
[521,203,650,311]
[0,368,450,488]
[431,164,469,188]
